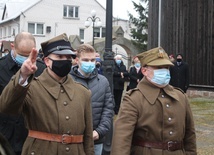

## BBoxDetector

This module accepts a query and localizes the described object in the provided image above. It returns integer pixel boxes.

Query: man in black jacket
[0,32,46,155]
[169,53,189,92]
[113,55,129,115]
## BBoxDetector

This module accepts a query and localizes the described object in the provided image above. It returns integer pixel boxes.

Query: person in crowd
[169,54,175,62]
[0,32,46,155]
[127,56,143,90]
[113,54,129,115]
[125,62,133,91]
[110,47,197,155]
[71,50,78,67]
[70,44,114,155]
[37,49,44,61]
[170,53,189,93]
[1,49,9,57]
[0,33,94,155]
[95,52,103,75]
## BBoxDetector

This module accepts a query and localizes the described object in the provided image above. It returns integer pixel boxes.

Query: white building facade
[0,0,106,49]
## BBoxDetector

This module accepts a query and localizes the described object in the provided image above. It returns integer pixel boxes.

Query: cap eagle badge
[158,48,164,58]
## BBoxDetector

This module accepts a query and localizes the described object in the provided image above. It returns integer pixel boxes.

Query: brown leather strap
[28,130,83,144]
[132,139,183,151]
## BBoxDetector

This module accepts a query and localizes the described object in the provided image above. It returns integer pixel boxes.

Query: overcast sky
[97,0,140,19]
[0,0,141,20]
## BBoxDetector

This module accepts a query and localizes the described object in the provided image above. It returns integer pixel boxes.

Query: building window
[94,27,106,38]
[8,26,11,36]
[101,28,106,38]
[63,5,79,18]
[0,28,2,38]
[79,29,84,42]
[3,27,6,38]
[12,28,15,36]
[28,23,44,35]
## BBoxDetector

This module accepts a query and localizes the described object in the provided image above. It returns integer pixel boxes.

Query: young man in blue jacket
[70,44,114,155]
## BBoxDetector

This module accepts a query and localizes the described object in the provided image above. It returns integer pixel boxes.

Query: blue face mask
[116,59,121,65]
[15,54,28,64]
[80,61,95,74]
[134,63,141,68]
[151,68,171,86]
[95,57,101,62]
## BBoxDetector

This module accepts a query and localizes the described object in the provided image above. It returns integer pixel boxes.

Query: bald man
[0,32,46,155]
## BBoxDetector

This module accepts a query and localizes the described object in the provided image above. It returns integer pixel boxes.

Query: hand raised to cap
[20,48,38,81]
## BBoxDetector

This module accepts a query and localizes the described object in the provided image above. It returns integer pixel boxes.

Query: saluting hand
[20,48,38,81]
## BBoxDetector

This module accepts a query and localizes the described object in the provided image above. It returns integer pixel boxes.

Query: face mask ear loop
[47,57,53,71]
[48,57,53,61]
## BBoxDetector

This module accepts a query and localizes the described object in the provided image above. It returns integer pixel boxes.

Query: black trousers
[113,89,123,114]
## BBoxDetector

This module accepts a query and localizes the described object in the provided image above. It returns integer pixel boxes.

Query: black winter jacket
[0,52,46,152]
[0,133,15,155]
[169,61,189,92]
[70,66,114,144]
[128,66,144,89]
[113,62,129,90]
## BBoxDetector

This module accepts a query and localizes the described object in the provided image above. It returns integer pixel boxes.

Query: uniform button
[169,131,173,135]
[65,147,70,151]
[161,94,165,98]
[166,104,170,108]
[66,116,70,120]
[63,102,68,106]
[61,89,64,93]
[31,152,35,155]
[168,117,172,121]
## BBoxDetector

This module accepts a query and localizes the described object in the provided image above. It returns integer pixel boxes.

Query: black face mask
[177,58,182,62]
[49,58,72,77]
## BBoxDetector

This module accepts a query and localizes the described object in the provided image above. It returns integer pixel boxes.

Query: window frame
[63,5,79,19]
[94,27,106,38]
[79,28,84,43]
[28,22,44,35]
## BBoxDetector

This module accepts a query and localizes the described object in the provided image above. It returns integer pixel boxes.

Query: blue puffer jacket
[70,66,114,144]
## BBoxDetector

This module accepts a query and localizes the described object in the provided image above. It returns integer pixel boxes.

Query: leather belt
[28,130,83,144]
[132,139,183,151]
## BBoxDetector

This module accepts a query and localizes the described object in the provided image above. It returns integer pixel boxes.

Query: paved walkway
[190,98,214,155]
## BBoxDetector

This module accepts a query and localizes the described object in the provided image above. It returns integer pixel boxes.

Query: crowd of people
[0,32,196,155]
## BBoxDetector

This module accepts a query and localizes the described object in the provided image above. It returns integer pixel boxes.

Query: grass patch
[189,98,214,106]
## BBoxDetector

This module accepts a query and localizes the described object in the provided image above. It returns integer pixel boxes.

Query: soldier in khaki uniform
[0,33,94,155]
[110,47,197,155]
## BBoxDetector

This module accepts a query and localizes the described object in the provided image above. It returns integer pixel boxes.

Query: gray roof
[0,0,41,24]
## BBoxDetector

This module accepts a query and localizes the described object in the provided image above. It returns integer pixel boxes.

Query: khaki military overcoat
[110,77,196,155]
[0,69,94,155]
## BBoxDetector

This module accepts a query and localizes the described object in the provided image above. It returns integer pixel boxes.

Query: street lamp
[84,10,102,47]
[102,1,113,155]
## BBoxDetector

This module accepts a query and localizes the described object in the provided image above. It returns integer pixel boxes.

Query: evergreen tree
[129,0,148,51]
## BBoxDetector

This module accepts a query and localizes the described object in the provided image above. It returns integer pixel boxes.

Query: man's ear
[141,67,147,76]
[75,57,79,62]
[10,43,15,50]
[43,57,50,67]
